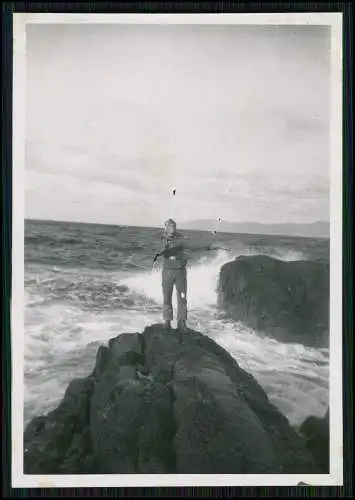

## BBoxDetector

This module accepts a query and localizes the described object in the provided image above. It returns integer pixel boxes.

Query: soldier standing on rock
[153,218,216,332]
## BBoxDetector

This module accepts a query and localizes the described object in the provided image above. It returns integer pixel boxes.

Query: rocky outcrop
[298,408,329,473]
[24,324,320,474]
[217,255,329,347]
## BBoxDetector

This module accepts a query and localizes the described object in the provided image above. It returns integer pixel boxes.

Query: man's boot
[177,320,188,333]
[164,320,172,330]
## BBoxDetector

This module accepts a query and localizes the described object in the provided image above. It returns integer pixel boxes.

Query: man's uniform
[161,232,188,322]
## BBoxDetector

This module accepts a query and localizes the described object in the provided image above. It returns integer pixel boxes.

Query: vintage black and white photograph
[12,13,343,487]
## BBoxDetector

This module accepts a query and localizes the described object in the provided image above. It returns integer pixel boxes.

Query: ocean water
[24,219,330,427]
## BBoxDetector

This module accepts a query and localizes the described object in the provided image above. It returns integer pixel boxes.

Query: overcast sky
[25,23,330,227]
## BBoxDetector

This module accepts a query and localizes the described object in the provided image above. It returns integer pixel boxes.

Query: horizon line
[24,216,330,239]
[25,215,330,226]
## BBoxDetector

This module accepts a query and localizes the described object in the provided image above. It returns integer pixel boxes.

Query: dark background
[1,1,353,498]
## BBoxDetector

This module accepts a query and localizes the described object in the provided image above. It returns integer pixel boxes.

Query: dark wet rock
[298,408,329,473]
[24,324,320,474]
[24,378,95,474]
[218,255,329,347]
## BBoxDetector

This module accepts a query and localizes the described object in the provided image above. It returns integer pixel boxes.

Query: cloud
[25,24,330,226]
[26,141,162,196]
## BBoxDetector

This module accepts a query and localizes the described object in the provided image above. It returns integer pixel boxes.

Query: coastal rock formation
[218,255,329,347]
[298,408,330,473]
[24,324,320,474]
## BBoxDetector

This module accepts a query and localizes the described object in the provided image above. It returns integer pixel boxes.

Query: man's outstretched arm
[153,235,218,262]
[153,242,186,262]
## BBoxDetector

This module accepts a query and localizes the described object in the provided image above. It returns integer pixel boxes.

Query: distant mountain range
[180,220,330,238]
